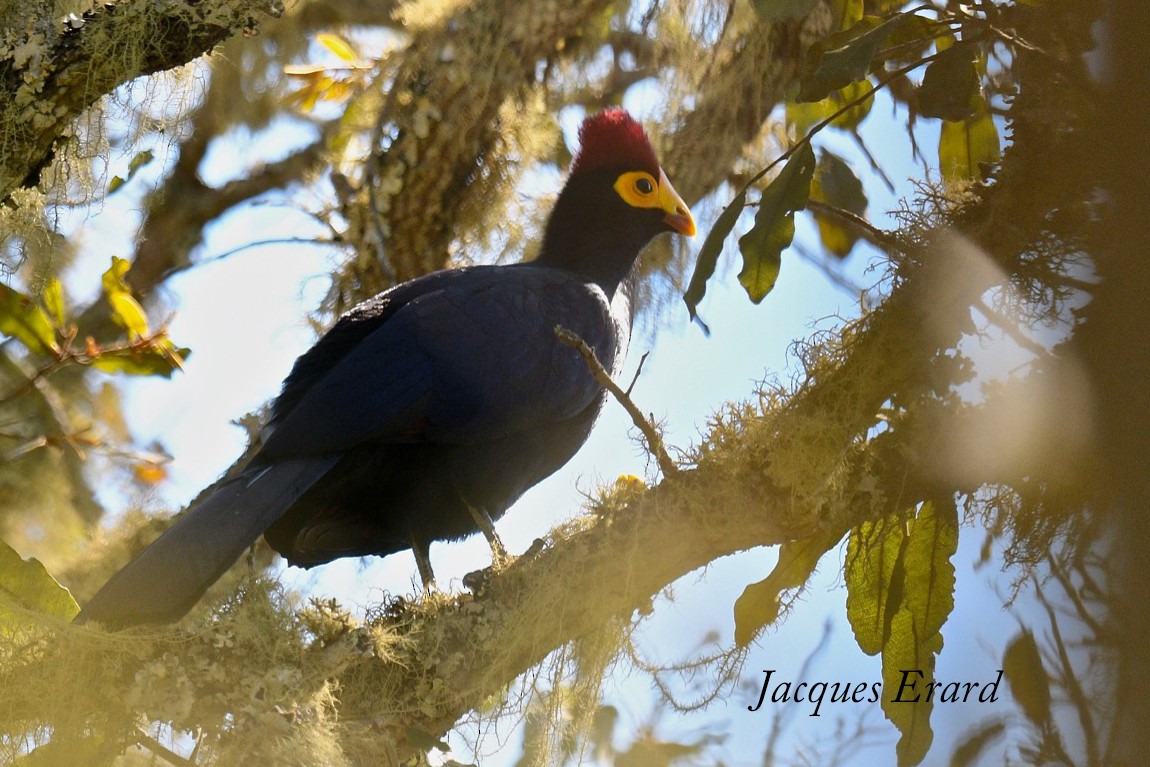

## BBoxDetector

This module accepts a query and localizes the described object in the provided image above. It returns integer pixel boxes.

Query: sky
[58,86,1056,765]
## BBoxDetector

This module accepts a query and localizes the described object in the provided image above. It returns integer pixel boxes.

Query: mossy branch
[0,0,282,202]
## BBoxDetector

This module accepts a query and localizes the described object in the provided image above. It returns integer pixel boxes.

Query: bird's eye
[613,170,663,208]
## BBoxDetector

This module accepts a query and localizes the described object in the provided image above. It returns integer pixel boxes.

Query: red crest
[570,109,660,177]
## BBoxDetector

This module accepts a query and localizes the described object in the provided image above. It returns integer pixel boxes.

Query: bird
[76,109,696,627]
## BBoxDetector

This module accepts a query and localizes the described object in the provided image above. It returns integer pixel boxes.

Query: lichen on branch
[0,0,283,202]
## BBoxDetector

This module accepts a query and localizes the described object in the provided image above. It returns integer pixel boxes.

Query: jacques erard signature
[747,669,1004,717]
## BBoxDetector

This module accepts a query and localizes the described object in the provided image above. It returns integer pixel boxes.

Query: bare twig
[0,332,183,406]
[1033,578,1099,767]
[733,50,945,200]
[805,199,903,253]
[625,351,650,397]
[133,727,196,767]
[554,326,679,478]
[973,297,1050,359]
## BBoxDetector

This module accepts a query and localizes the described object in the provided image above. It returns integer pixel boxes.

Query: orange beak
[658,168,697,237]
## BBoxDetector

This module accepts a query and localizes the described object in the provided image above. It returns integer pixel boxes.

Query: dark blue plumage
[77,110,694,627]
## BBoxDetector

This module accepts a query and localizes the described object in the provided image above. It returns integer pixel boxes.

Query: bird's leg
[467,505,508,565]
[411,537,436,593]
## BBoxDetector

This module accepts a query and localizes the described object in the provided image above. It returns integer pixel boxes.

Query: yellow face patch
[613,168,697,237]
[613,170,660,208]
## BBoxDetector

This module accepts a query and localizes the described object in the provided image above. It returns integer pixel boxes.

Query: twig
[733,49,946,200]
[625,351,649,397]
[133,727,196,766]
[793,242,866,299]
[1032,577,1098,767]
[192,236,336,271]
[973,297,1049,359]
[805,199,902,252]
[554,326,679,478]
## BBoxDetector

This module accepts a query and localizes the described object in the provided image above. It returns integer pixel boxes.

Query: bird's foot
[466,505,509,565]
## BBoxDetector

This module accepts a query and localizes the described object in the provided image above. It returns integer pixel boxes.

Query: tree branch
[555,325,680,478]
[126,138,328,298]
[0,0,283,202]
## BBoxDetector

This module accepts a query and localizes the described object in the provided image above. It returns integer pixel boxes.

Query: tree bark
[0,0,282,202]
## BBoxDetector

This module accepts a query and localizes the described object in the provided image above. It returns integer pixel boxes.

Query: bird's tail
[76,456,338,628]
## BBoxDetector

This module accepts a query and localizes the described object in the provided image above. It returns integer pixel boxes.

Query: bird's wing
[259,266,622,458]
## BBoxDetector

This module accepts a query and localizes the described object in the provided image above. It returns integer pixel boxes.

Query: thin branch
[127,138,330,298]
[973,297,1050,359]
[554,326,679,478]
[848,127,896,194]
[1034,578,1099,767]
[735,50,945,199]
[0,332,182,406]
[625,351,650,398]
[793,242,866,299]
[1044,547,1104,641]
[133,727,195,767]
[805,199,902,253]
[174,237,337,276]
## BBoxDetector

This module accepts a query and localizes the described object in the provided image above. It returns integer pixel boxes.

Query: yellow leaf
[873,501,959,767]
[101,257,150,338]
[0,538,80,623]
[41,278,66,328]
[316,32,357,62]
[108,290,149,339]
[133,462,169,486]
[734,527,844,646]
[284,64,329,76]
[1003,629,1052,726]
[846,515,905,655]
[938,99,1000,182]
[100,255,132,296]
[90,345,190,378]
[786,79,875,136]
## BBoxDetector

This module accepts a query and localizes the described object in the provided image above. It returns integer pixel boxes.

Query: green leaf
[845,516,904,655]
[798,13,912,102]
[733,527,843,647]
[0,538,80,623]
[108,149,154,194]
[1002,629,1052,727]
[810,150,868,258]
[786,79,875,136]
[750,0,819,21]
[0,284,59,356]
[879,14,942,67]
[737,143,815,303]
[829,0,864,31]
[880,500,959,767]
[91,345,190,378]
[917,42,980,121]
[683,189,746,322]
[938,99,1000,182]
[128,149,155,176]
